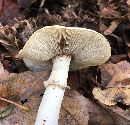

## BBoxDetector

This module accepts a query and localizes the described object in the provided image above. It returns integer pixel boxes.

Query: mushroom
[17,25,111,125]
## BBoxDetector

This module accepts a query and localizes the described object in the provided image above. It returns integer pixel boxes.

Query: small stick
[40,0,45,8]
[0,96,30,112]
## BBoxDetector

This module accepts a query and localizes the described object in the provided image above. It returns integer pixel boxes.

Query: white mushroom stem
[35,55,71,125]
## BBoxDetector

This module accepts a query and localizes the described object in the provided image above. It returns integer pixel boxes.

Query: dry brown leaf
[0,83,9,112]
[61,90,89,125]
[93,61,130,106]
[0,19,37,56]
[0,70,50,125]
[0,70,87,125]
[0,61,15,81]
[100,60,130,87]
[101,102,130,125]
[0,70,115,125]
[12,19,36,45]
[0,89,114,125]
[93,87,130,106]
[0,61,15,114]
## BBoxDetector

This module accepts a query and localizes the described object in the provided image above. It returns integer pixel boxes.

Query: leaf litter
[0,0,130,125]
[93,61,130,106]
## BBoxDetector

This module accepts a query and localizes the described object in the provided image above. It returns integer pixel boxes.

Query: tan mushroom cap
[18,25,111,70]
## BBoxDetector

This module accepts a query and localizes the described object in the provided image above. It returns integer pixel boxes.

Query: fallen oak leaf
[93,61,130,106]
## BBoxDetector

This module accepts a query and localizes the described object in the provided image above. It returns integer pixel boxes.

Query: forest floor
[0,0,130,125]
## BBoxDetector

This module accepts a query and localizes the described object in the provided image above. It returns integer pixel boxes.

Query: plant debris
[93,61,130,106]
[0,0,130,124]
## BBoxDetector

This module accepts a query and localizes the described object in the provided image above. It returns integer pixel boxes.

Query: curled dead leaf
[93,61,130,106]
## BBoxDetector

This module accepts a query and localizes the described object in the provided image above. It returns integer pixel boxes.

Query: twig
[40,0,45,8]
[0,96,30,112]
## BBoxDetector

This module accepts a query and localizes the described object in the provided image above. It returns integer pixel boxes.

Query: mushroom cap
[18,25,111,70]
